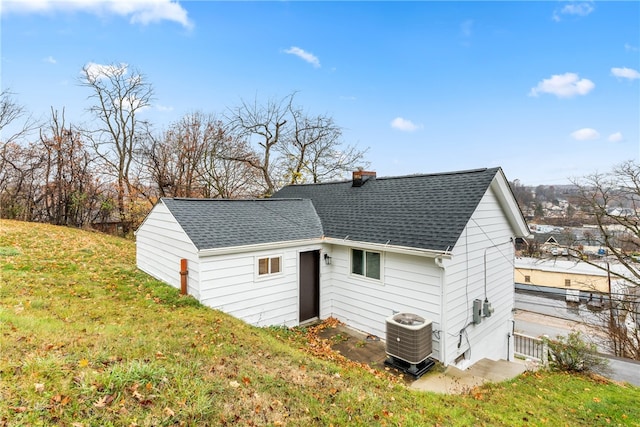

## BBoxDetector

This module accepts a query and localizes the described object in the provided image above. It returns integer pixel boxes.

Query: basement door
[299,250,320,323]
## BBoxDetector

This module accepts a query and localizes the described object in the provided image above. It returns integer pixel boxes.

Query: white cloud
[83,62,128,82]
[625,43,639,52]
[529,72,594,98]
[391,117,422,132]
[43,55,56,64]
[156,104,174,112]
[608,132,623,143]
[284,46,320,68]
[570,128,600,141]
[1,0,193,29]
[553,1,594,21]
[611,67,640,80]
[560,2,594,16]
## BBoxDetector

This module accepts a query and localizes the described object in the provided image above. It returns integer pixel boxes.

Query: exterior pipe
[180,258,188,295]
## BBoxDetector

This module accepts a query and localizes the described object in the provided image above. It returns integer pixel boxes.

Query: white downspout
[435,256,447,365]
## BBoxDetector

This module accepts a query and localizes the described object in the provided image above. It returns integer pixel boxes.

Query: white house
[136,168,529,368]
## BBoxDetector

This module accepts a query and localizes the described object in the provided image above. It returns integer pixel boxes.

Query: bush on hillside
[544,332,608,373]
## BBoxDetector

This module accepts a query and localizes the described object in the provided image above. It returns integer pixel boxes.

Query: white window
[258,256,281,276]
[351,249,381,280]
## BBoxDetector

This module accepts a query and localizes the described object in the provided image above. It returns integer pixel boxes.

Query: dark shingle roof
[272,168,501,252]
[161,198,323,250]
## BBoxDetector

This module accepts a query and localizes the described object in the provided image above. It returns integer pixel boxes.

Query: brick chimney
[352,170,376,187]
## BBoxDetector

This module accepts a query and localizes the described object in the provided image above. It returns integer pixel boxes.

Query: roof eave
[197,237,324,257]
[491,169,530,238]
[324,237,453,259]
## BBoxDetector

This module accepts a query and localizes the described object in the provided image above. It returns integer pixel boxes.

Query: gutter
[197,236,453,259]
[323,237,453,259]
[198,238,323,257]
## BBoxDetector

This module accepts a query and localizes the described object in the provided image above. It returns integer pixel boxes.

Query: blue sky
[2,0,639,185]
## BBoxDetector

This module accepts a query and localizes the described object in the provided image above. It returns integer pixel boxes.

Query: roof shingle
[272,168,501,252]
[161,198,323,250]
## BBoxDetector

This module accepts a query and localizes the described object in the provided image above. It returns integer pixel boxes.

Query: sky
[1,0,639,186]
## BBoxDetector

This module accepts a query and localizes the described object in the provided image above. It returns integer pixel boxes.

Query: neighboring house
[136,168,529,368]
[515,257,610,295]
[515,257,633,299]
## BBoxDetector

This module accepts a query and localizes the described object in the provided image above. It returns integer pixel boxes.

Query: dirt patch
[316,324,388,369]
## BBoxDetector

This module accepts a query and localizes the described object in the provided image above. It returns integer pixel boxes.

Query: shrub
[544,332,608,373]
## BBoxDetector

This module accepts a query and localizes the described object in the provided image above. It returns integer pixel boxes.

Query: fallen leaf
[11,406,27,413]
[242,376,251,385]
[79,359,89,368]
[163,407,175,416]
[34,383,45,393]
[94,394,115,408]
[593,397,601,403]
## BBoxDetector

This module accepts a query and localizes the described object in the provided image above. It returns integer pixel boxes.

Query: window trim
[256,255,283,278]
[350,248,382,281]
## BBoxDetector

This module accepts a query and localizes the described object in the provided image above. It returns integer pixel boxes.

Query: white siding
[441,185,516,367]
[326,245,444,360]
[199,244,323,327]
[135,202,201,299]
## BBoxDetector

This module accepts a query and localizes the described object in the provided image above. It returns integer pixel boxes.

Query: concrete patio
[318,324,530,394]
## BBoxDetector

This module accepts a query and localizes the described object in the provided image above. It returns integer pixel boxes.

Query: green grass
[1,219,639,426]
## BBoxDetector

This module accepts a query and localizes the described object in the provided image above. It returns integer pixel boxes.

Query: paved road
[515,291,601,325]
[514,292,640,387]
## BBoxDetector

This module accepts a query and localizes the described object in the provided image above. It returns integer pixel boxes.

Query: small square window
[524,275,531,283]
[565,279,571,287]
[258,258,269,275]
[270,257,281,274]
[258,256,282,276]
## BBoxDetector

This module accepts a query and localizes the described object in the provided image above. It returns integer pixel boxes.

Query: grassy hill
[1,219,639,426]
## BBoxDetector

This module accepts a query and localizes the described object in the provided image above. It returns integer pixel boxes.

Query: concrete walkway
[410,358,530,394]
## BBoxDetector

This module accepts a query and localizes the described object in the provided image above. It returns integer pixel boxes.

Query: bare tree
[39,108,100,227]
[225,92,369,194]
[80,62,153,233]
[0,141,46,221]
[225,94,291,196]
[570,160,640,360]
[282,107,368,184]
[202,132,262,198]
[0,90,37,145]
[1,91,39,211]
[141,112,209,199]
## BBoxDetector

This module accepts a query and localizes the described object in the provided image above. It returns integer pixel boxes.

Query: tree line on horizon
[0,63,368,234]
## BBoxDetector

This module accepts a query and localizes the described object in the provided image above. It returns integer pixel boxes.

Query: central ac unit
[385,312,433,365]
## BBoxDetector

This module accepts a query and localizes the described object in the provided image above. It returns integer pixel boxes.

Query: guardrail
[514,332,548,365]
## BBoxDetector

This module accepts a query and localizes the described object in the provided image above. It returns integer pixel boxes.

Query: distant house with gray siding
[136,168,528,368]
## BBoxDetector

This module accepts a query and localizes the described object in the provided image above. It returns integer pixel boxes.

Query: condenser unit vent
[385,313,433,365]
